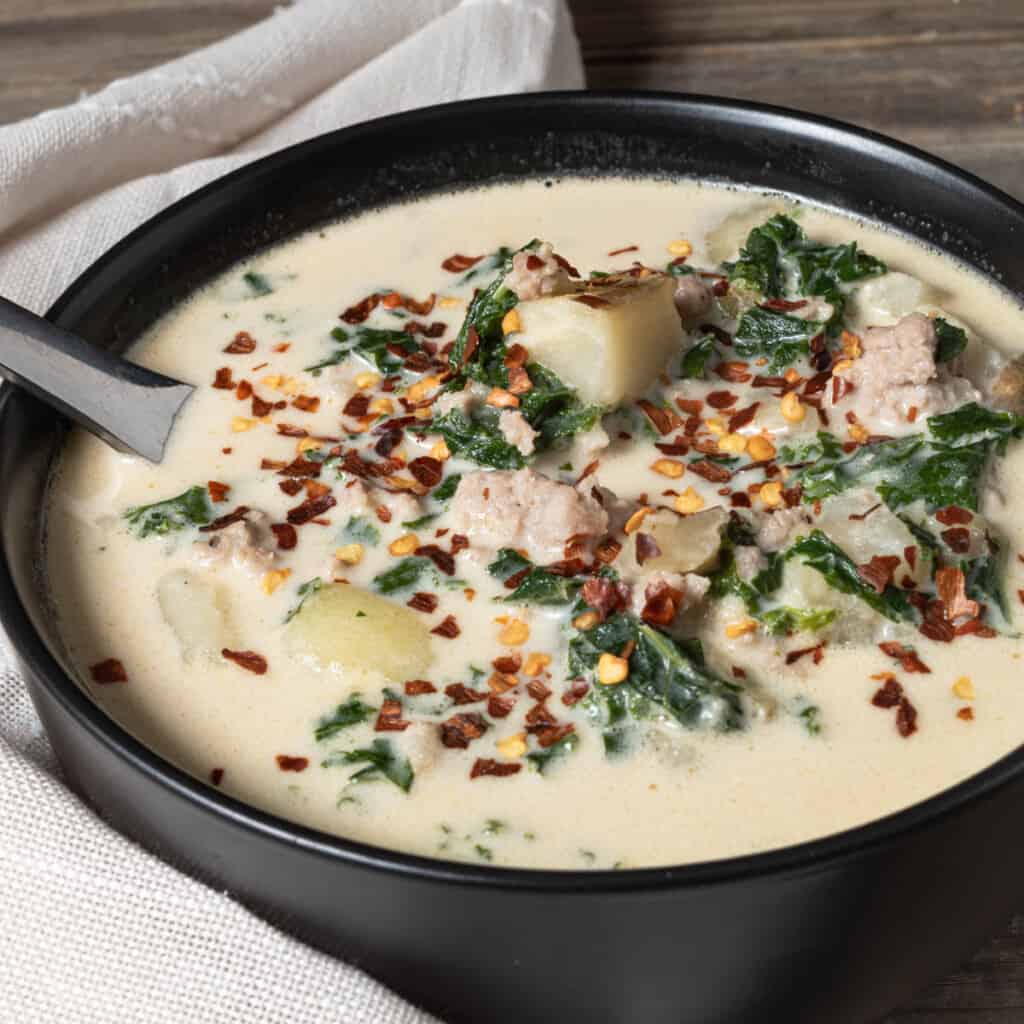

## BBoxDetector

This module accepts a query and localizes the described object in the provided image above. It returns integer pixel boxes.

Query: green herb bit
[759,606,838,636]
[315,692,380,741]
[474,844,494,862]
[326,739,413,792]
[243,271,273,297]
[681,335,716,379]
[123,486,212,538]
[527,732,580,774]
[373,557,429,594]
[799,704,823,737]
[483,819,506,836]
[432,473,462,502]
[284,577,323,623]
[430,409,524,470]
[933,318,968,364]
[343,516,380,546]
[401,513,440,530]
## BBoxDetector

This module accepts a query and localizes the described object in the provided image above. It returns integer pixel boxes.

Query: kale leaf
[429,408,525,470]
[758,606,838,636]
[124,485,212,538]
[927,402,1024,452]
[487,548,582,605]
[306,325,419,376]
[326,739,414,792]
[733,307,824,372]
[786,530,915,622]
[315,695,377,741]
[569,612,745,732]
[933,318,968,364]
[432,473,462,502]
[777,430,844,466]
[343,516,380,546]
[243,271,274,297]
[526,732,580,774]
[284,577,324,623]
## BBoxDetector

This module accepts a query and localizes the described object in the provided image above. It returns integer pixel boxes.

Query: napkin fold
[0,2,582,1020]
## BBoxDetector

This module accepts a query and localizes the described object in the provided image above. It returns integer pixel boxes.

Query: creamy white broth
[44,178,1024,870]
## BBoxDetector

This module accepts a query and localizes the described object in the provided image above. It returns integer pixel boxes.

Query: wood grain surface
[2,2,1023,1020]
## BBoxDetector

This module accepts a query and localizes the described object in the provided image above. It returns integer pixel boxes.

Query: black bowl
[3,92,1023,1024]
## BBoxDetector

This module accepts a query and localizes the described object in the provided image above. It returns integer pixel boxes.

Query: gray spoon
[0,295,193,463]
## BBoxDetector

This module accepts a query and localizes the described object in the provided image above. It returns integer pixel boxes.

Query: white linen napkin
[0,3,582,1020]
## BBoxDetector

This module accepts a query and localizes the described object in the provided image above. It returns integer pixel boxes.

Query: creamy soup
[45,179,1024,870]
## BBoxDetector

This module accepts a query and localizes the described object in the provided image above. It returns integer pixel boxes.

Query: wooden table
[3,2,1023,1020]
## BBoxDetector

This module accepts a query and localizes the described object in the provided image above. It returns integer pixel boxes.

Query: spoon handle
[0,296,193,463]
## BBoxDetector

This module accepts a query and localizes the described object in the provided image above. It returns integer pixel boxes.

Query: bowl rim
[4,88,1024,893]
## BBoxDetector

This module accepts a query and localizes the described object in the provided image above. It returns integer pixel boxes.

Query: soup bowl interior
[2,92,1024,1023]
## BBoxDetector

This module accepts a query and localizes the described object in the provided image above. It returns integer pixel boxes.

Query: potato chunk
[624,507,728,576]
[515,275,682,406]
[287,583,432,682]
[158,569,234,662]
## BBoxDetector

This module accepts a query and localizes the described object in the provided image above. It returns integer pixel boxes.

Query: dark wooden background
[2,2,1023,1019]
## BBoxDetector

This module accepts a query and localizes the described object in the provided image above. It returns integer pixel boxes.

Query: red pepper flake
[654,442,689,457]
[831,376,854,404]
[712,279,730,297]
[222,649,268,675]
[213,367,234,389]
[249,394,272,418]
[492,653,522,674]
[235,380,253,401]
[919,617,956,643]
[871,677,904,709]
[803,371,832,396]
[461,325,480,366]
[562,680,590,706]
[304,480,331,500]
[896,698,918,738]
[266,523,297,551]
[449,534,469,555]
[955,619,997,638]
[273,342,291,353]
[785,644,825,666]
[689,460,732,483]
[553,253,580,277]
[207,480,230,503]
[641,583,682,626]
[278,456,322,479]
[940,527,971,554]
[594,537,622,565]
[90,658,127,684]
[445,683,488,705]
[487,695,515,718]
[470,758,521,779]
[275,755,309,772]
[530,722,576,748]
[857,555,901,594]
[526,679,552,701]
[343,393,371,418]
[431,614,460,638]
[341,293,380,324]
[581,576,630,619]
[408,456,443,489]
[935,506,973,526]
[375,698,411,732]
[275,423,308,438]
[278,479,303,497]
[760,298,808,312]
[730,492,752,508]
[635,532,662,567]
[879,641,931,674]
[935,567,980,622]
[608,244,639,256]
[292,395,320,413]
[957,707,975,722]
[407,592,439,614]
[404,320,446,339]
[417,545,456,576]
[637,399,681,436]
[224,331,256,354]
[503,343,530,369]
[210,768,225,786]
[442,253,483,272]
[375,505,393,523]
[405,679,437,696]
[199,505,250,533]
[574,293,611,309]
[440,712,488,748]
[287,493,337,525]
[706,390,738,409]
[526,702,557,727]
[675,398,703,417]
[728,403,760,433]
[716,361,752,384]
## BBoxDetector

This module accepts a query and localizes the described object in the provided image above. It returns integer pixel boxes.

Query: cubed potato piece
[158,569,234,662]
[287,583,432,682]
[515,275,682,406]
[624,506,728,576]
